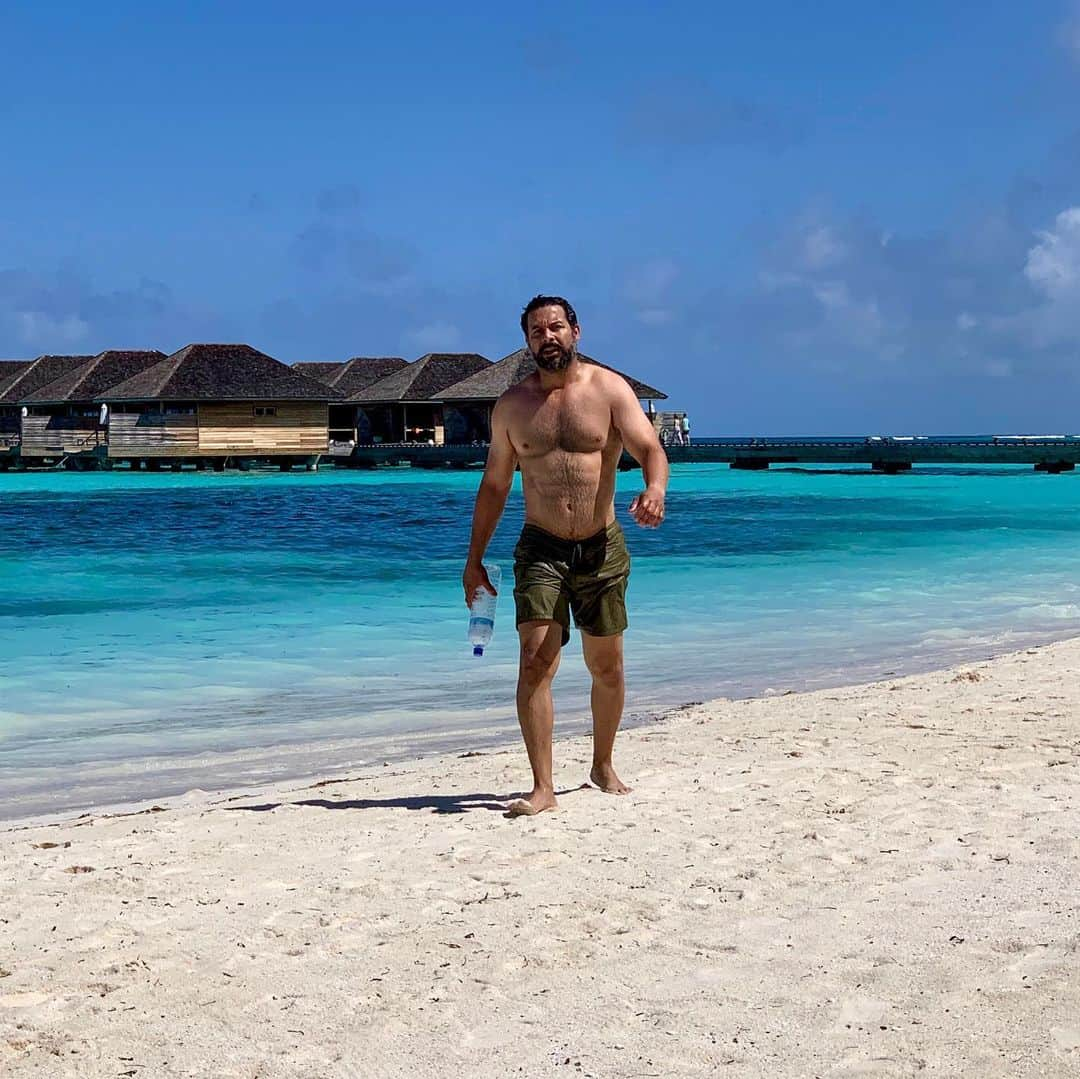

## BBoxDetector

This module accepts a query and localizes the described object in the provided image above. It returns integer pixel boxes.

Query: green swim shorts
[512,521,631,646]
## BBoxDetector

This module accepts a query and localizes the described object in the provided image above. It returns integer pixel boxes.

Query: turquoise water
[4,463,1080,818]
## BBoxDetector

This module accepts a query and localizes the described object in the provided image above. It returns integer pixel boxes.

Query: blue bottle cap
[473,644,484,656]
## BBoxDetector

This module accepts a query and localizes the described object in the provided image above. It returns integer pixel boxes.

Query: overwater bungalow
[0,361,32,452]
[348,353,491,444]
[98,343,342,468]
[0,355,94,463]
[437,348,668,444]
[18,350,166,461]
[292,357,409,445]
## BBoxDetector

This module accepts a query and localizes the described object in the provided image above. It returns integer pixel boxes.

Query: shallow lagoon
[3,463,1080,817]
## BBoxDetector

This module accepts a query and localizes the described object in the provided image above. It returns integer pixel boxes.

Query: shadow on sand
[222,788,582,817]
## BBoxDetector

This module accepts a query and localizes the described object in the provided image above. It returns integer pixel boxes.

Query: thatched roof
[439,349,668,402]
[0,361,32,398]
[292,362,345,382]
[290,358,408,396]
[0,355,94,405]
[22,350,167,405]
[350,353,491,404]
[101,344,343,402]
[332,357,409,397]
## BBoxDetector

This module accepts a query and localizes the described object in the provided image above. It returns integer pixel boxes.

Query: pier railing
[6,436,1080,474]
[335,437,1080,474]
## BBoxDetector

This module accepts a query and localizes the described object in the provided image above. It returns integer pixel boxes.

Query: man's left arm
[610,376,669,528]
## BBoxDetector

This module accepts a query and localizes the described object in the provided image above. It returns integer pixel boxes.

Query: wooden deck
[5,436,1080,473]
[659,438,1080,473]
[334,438,1080,473]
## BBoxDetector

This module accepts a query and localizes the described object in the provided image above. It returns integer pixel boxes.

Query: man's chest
[511,393,613,456]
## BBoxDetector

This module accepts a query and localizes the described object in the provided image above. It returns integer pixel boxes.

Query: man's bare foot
[589,763,632,794]
[506,789,558,817]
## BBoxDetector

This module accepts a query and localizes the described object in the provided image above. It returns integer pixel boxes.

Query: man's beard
[531,341,576,371]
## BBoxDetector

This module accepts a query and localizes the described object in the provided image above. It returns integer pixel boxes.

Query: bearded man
[462,295,669,816]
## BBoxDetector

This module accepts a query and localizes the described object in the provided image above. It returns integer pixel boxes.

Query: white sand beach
[1,640,1078,1078]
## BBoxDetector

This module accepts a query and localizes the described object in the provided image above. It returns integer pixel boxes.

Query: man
[462,295,669,816]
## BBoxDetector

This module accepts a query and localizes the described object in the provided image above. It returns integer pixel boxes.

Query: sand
[1,640,1078,1078]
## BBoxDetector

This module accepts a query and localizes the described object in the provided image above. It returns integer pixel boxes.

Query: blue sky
[4,2,1080,433]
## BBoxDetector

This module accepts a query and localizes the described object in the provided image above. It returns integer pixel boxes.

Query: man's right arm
[462,397,517,606]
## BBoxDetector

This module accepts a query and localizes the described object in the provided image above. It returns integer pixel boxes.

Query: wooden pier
[658,438,1080,473]
[0,445,322,472]
[6,437,1080,474]
[333,437,1080,474]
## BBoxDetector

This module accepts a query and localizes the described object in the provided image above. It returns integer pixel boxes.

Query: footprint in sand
[1052,1026,1080,1052]
[510,849,571,868]
[0,992,52,1008]
[1004,943,1066,987]
[830,1053,929,1076]
[836,996,889,1027]
[466,871,515,886]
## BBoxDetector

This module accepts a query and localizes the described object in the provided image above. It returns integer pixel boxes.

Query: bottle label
[468,617,494,629]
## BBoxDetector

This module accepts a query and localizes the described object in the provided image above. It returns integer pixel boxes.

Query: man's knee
[585,648,623,688]
[519,645,560,687]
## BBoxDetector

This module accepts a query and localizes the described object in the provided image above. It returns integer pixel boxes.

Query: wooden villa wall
[197,402,328,454]
[106,402,328,457]
[20,415,103,457]
[107,412,199,458]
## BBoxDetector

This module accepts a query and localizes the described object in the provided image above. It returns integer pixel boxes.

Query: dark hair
[520,295,578,336]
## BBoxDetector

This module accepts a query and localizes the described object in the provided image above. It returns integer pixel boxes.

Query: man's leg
[581,631,632,794]
[509,620,564,816]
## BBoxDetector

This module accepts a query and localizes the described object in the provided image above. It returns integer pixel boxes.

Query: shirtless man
[462,295,669,816]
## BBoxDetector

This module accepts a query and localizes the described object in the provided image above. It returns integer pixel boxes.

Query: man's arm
[462,396,518,605]
[610,375,669,528]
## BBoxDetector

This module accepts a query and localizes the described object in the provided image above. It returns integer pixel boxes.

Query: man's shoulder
[496,374,540,406]
[585,362,633,398]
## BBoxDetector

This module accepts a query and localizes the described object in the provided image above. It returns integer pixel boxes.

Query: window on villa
[253,406,278,418]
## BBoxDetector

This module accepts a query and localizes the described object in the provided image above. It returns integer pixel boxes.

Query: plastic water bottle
[467,563,501,657]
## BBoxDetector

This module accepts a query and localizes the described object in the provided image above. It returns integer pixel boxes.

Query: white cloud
[743,201,1080,377]
[802,226,845,269]
[16,311,89,347]
[1024,206,1080,299]
[707,204,1051,378]
[810,281,886,348]
[811,280,849,311]
[0,267,226,355]
[1000,205,1080,350]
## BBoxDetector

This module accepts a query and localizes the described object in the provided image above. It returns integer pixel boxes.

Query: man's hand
[628,487,665,528]
[462,560,498,607]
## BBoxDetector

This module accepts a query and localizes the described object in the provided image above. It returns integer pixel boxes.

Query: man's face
[525,305,580,371]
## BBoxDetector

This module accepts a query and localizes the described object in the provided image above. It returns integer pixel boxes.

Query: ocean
[3,461,1080,819]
